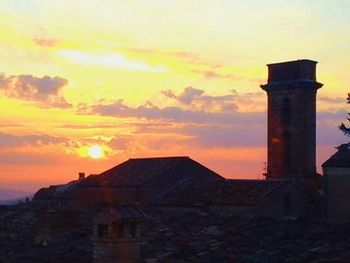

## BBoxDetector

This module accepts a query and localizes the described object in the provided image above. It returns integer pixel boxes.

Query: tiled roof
[33,187,53,200]
[154,179,286,206]
[322,144,350,168]
[80,156,222,187]
[34,180,82,200]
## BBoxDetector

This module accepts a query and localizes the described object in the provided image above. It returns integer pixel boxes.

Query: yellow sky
[0,0,349,192]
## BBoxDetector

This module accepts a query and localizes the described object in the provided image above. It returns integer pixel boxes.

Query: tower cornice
[261,80,323,92]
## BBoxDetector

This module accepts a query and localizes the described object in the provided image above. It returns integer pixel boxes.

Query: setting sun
[88,145,104,159]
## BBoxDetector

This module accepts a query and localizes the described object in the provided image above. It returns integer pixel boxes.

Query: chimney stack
[79,172,85,180]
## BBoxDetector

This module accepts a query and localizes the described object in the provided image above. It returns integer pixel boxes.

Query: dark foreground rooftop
[2,204,350,263]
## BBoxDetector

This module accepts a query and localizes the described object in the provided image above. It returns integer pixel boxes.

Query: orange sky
[0,1,350,192]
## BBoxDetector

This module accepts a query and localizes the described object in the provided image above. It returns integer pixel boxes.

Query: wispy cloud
[83,99,238,124]
[128,48,222,68]
[0,132,65,148]
[58,124,119,129]
[33,37,59,47]
[192,69,238,81]
[0,152,59,165]
[318,96,346,104]
[58,49,167,72]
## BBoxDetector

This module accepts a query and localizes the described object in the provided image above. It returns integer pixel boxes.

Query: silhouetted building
[92,204,145,263]
[323,143,350,220]
[34,157,224,209]
[261,60,323,186]
[34,179,81,209]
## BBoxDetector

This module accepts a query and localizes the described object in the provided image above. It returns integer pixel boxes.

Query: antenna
[262,162,267,178]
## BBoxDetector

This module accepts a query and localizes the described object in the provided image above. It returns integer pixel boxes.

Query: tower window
[130,223,136,237]
[117,223,124,237]
[282,97,292,126]
[97,224,108,238]
[282,130,291,172]
[283,193,292,213]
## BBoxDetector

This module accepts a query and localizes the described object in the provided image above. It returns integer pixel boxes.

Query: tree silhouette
[339,93,350,136]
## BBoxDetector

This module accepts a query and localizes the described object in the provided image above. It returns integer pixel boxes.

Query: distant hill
[0,188,32,205]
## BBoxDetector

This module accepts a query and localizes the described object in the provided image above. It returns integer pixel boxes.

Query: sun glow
[88,145,104,159]
[58,49,167,72]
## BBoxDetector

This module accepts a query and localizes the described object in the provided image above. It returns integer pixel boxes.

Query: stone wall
[325,166,350,220]
[254,183,311,218]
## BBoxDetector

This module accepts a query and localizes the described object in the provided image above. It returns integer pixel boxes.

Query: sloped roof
[80,156,222,187]
[153,178,287,206]
[34,180,82,200]
[322,144,350,168]
[34,187,53,200]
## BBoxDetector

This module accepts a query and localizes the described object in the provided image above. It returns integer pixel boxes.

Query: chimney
[79,172,85,180]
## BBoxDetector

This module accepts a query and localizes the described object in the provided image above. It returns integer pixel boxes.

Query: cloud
[32,37,59,47]
[58,124,119,129]
[81,99,263,127]
[0,132,65,148]
[162,86,239,112]
[128,48,221,68]
[316,110,350,146]
[77,87,348,151]
[160,89,177,100]
[184,124,266,148]
[129,48,199,59]
[178,87,205,104]
[107,136,130,151]
[128,109,347,150]
[0,152,58,165]
[317,110,347,123]
[192,69,238,80]
[58,49,167,72]
[318,96,347,104]
[132,122,266,149]
[0,122,23,128]
[77,88,267,129]
[0,74,71,108]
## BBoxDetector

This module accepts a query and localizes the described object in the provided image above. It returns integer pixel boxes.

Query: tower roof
[266,59,318,83]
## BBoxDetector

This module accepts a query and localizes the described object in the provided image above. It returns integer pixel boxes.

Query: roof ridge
[128,156,190,160]
[136,157,190,186]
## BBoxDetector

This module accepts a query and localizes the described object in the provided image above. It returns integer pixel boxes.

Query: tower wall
[261,60,323,180]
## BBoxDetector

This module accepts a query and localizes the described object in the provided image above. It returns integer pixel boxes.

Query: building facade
[323,144,350,220]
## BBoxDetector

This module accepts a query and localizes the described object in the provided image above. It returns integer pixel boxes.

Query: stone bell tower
[92,204,145,263]
[261,59,323,182]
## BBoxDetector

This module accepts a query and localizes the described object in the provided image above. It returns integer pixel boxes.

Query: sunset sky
[1,0,350,193]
